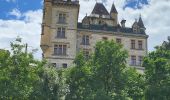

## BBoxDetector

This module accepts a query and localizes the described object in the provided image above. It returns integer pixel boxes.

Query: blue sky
[0,0,43,20]
[0,0,170,59]
[0,0,149,19]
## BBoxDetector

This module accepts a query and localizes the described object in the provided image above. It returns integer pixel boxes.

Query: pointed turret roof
[110,2,118,14]
[91,3,109,16]
[138,16,145,28]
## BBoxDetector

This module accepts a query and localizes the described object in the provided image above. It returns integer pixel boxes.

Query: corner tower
[110,2,118,26]
[41,0,80,68]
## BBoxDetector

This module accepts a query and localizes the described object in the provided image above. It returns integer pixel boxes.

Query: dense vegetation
[0,37,169,100]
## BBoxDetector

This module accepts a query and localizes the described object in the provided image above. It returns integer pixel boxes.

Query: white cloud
[0,9,42,59]
[9,8,22,19]
[0,0,170,59]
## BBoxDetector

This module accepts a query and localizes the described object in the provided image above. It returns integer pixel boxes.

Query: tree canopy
[0,38,170,100]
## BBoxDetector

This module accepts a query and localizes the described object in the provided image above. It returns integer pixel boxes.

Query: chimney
[121,19,126,28]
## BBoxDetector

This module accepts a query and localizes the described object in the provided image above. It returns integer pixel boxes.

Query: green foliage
[65,53,92,100]
[92,40,128,99]
[0,38,42,99]
[143,45,170,100]
[65,40,144,100]
[1,37,170,100]
[124,68,145,100]
[0,37,65,99]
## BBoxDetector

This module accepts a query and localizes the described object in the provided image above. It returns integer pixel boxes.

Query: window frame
[56,27,66,38]
[131,55,136,66]
[102,37,108,40]
[131,40,135,49]
[54,44,67,56]
[58,13,66,24]
[138,56,143,66]
[62,63,67,68]
[138,40,143,50]
[82,35,90,45]
[116,38,122,44]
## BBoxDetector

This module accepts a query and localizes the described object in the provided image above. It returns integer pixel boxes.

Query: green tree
[143,45,170,100]
[0,37,44,99]
[124,68,145,100]
[91,40,128,99]
[30,67,67,100]
[65,52,92,100]
[0,37,65,99]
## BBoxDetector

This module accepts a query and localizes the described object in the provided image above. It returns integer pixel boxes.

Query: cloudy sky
[0,0,170,59]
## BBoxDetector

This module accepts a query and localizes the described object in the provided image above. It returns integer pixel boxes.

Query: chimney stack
[121,19,126,28]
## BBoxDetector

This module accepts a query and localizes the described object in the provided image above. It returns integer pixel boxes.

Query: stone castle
[40,0,148,71]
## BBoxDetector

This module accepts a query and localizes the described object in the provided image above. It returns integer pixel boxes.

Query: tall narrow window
[131,55,136,66]
[138,40,143,50]
[54,45,67,56]
[116,38,121,44]
[138,56,143,66]
[58,13,66,23]
[82,35,90,45]
[57,27,65,38]
[131,40,135,49]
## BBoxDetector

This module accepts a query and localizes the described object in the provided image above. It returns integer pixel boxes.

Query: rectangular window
[62,63,67,68]
[131,55,136,66]
[131,40,135,49]
[82,35,90,45]
[116,38,121,44]
[58,13,66,23]
[57,27,65,38]
[52,63,56,67]
[138,56,143,66]
[102,37,108,40]
[54,45,67,56]
[138,40,143,50]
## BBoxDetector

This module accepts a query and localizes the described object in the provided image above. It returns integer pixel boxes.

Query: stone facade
[41,0,148,71]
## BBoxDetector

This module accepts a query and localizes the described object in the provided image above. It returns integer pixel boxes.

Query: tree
[65,40,146,100]
[29,67,67,100]
[124,68,145,100]
[0,37,65,99]
[65,52,93,100]
[0,37,44,99]
[143,43,170,100]
[91,40,128,99]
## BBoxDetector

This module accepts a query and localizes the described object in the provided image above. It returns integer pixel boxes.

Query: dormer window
[58,13,66,23]
[133,27,138,33]
[99,21,102,25]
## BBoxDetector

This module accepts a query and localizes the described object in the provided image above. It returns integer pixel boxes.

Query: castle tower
[41,0,80,68]
[110,2,118,26]
[138,16,146,33]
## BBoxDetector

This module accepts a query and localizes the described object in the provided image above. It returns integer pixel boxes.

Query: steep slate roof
[77,23,146,35]
[138,16,145,28]
[110,3,118,14]
[91,3,109,15]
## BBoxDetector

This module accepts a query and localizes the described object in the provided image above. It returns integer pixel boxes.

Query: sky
[0,0,170,59]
